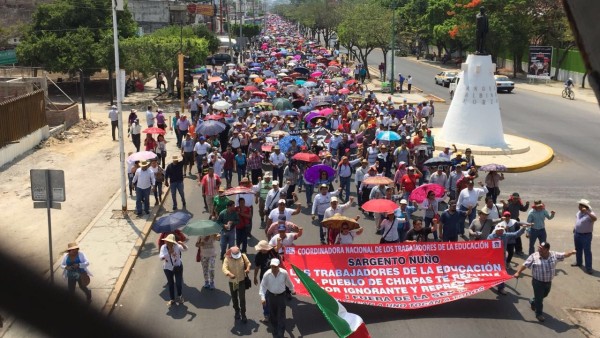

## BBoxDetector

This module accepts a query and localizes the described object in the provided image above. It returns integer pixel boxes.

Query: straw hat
[66,242,79,251]
[254,240,273,251]
[163,234,177,244]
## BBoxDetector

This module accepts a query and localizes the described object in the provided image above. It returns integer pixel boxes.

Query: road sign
[30,169,65,202]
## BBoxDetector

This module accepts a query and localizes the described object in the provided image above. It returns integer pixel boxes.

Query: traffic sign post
[30,169,65,283]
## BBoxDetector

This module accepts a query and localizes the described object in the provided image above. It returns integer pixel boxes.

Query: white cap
[272,180,279,186]
[278,199,286,204]
[331,197,338,202]
[400,199,408,204]
[270,258,281,266]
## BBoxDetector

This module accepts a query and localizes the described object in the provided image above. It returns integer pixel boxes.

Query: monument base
[431,128,554,172]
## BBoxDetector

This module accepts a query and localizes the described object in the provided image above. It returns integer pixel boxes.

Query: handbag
[79,272,91,287]
[379,219,398,244]
[195,238,202,262]
[169,252,183,273]
[243,256,252,290]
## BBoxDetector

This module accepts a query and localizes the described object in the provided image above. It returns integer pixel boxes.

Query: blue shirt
[527,209,554,230]
[235,154,247,166]
[395,205,417,228]
[440,210,467,236]
[182,139,195,152]
[487,227,526,250]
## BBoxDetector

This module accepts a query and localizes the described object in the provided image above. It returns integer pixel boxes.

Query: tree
[121,26,210,94]
[230,23,261,40]
[16,0,137,76]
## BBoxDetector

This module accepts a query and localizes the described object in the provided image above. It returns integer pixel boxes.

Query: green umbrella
[272,98,293,110]
[182,219,222,237]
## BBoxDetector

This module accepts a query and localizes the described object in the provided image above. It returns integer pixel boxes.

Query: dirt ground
[0,103,125,274]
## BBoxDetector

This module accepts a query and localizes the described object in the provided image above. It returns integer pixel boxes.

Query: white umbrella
[226,63,236,67]
[212,101,231,111]
[277,72,287,77]
[249,74,259,79]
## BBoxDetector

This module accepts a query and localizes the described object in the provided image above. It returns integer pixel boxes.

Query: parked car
[494,75,514,93]
[449,72,461,99]
[206,53,233,65]
[434,71,458,87]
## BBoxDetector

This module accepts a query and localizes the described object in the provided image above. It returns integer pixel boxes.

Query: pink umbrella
[127,151,158,162]
[409,183,446,204]
[265,78,278,84]
[293,55,302,60]
[319,108,334,116]
[311,71,323,77]
[339,88,350,94]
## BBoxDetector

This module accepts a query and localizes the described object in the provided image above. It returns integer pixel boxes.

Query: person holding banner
[487,223,531,295]
[379,212,401,243]
[405,219,437,242]
[334,223,364,245]
[513,242,576,322]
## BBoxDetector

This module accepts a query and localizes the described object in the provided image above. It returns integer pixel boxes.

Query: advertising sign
[285,241,512,309]
[527,46,553,80]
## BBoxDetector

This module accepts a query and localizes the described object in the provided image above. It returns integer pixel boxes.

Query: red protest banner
[284,240,512,309]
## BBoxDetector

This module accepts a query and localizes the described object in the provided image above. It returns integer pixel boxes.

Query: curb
[101,186,171,315]
[508,143,554,173]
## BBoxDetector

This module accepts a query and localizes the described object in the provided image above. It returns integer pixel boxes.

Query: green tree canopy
[16,0,137,75]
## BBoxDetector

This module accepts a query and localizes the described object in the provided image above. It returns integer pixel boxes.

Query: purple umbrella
[304,164,336,184]
[304,111,324,123]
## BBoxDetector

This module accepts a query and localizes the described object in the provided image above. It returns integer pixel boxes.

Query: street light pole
[111,0,127,212]
[390,1,396,95]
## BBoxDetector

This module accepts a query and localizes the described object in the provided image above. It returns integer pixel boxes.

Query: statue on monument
[475,6,489,54]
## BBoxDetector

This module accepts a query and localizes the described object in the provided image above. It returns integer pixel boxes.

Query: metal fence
[0,89,46,148]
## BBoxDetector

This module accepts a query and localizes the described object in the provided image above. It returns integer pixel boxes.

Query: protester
[60,242,92,304]
[159,234,187,307]
[514,242,576,322]
[164,155,186,211]
[572,199,596,274]
[222,246,251,323]
[259,258,295,338]
[197,234,219,290]
[253,241,280,321]
[526,200,555,255]
[217,200,239,260]
[132,160,155,216]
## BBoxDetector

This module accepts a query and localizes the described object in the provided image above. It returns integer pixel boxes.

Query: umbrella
[298,106,312,113]
[252,91,267,98]
[312,95,333,103]
[327,66,341,73]
[278,135,304,153]
[361,199,398,213]
[256,102,273,108]
[302,81,318,88]
[319,108,334,116]
[226,63,236,67]
[311,71,323,77]
[195,120,226,136]
[304,111,323,123]
[181,219,222,237]
[208,76,223,83]
[279,109,299,116]
[376,131,401,141]
[424,157,452,167]
[284,85,300,94]
[250,62,262,67]
[345,79,356,85]
[263,70,276,77]
[152,211,193,233]
[338,88,350,95]
[237,102,253,109]
[269,130,289,138]
[362,176,394,186]
[294,79,306,86]
[142,127,166,135]
[127,151,157,162]
[204,114,223,121]
[479,164,508,172]
[314,101,331,108]
[332,77,344,82]
[223,186,254,196]
[349,94,363,100]
[272,98,293,110]
[264,87,277,92]
[292,152,320,163]
[304,164,336,184]
[264,78,278,84]
[213,101,231,110]
[321,214,360,230]
[244,85,259,91]
[293,66,310,74]
[409,183,446,204]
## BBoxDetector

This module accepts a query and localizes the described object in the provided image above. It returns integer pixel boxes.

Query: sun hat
[270,258,281,266]
[171,155,181,162]
[399,199,408,204]
[254,240,273,251]
[578,199,592,209]
[163,234,177,244]
[320,183,328,189]
[66,242,79,251]
[272,180,279,186]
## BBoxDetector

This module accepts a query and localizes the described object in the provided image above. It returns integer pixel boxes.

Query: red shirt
[400,173,421,193]
[222,151,235,169]
[236,205,251,229]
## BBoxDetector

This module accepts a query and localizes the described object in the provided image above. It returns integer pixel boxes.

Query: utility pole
[390,1,397,95]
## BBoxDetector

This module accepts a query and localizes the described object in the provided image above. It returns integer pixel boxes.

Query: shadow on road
[230,319,260,336]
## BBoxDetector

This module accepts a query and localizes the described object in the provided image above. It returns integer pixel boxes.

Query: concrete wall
[46,103,79,128]
[498,57,591,87]
[0,125,49,168]
[128,0,171,34]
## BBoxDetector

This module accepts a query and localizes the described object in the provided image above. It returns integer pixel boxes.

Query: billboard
[285,241,512,309]
[527,46,552,80]
[187,4,216,17]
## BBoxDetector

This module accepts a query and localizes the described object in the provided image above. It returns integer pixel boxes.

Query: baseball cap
[278,198,286,204]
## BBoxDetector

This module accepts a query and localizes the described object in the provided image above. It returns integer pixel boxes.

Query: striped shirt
[247,154,263,170]
[523,251,566,282]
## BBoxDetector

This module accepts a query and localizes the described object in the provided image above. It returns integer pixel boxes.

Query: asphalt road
[111,52,599,338]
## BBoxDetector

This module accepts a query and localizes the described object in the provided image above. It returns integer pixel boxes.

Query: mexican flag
[291,265,371,338]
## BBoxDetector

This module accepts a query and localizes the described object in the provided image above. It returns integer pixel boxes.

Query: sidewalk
[365,65,447,105]
[403,56,599,104]
[0,83,179,338]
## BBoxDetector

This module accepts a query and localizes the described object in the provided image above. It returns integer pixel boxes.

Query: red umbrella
[292,152,320,163]
[208,76,222,83]
[263,87,277,92]
[252,91,267,98]
[361,199,398,213]
[362,176,394,186]
[345,79,356,85]
[204,114,223,121]
[244,85,259,92]
[339,88,350,94]
[409,183,446,204]
[262,143,274,152]
[223,186,254,196]
[142,127,166,135]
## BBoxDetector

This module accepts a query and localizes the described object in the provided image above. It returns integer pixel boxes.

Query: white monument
[439,54,507,148]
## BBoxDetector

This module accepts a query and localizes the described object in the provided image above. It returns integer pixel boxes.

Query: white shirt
[457,187,488,208]
[159,243,186,271]
[269,152,287,167]
[355,166,368,185]
[264,188,283,212]
[213,157,225,176]
[323,202,351,219]
[269,233,297,254]
[380,218,399,242]
[145,110,154,126]
[312,191,339,215]
[438,151,453,160]
[194,142,211,155]
[132,168,156,189]
[259,269,295,301]
[429,171,447,187]
[350,119,362,131]
[268,207,295,224]
[335,230,358,244]
[236,193,254,207]
[108,109,118,121]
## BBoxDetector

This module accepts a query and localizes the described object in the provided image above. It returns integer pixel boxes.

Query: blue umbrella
[298,106,312,113]
[250,67,262,72]
[279,109,299,117]
[196,120,226,136]
[295,79,306,86]
[278,135,304,153]
[152,211,193,233]
[304,164,336,184]
[263,70,275,77]
[250,62,262,67]
[293,66,310,74]
[302,81,318,88]
[376,131,401,141]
